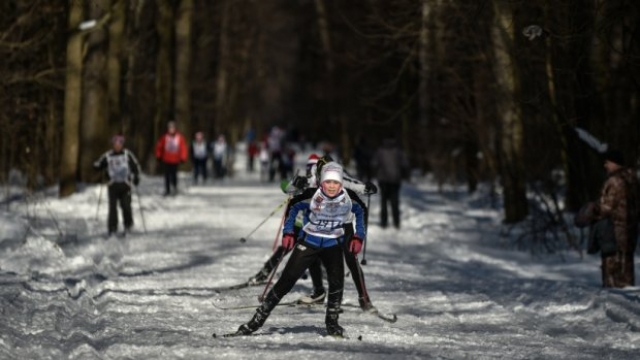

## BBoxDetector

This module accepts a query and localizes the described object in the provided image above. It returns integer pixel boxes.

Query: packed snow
[1,148,639,360]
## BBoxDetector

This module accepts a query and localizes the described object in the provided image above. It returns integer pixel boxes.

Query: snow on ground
[1,150,639,360]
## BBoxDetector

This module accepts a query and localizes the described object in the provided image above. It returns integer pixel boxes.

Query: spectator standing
[593,149,639,288]
[371,138,409,229]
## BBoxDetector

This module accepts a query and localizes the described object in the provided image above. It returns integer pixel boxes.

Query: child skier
[93,135,141,237]
[246,154,379,311]
[300,155,378,312]
[234,162,366,337]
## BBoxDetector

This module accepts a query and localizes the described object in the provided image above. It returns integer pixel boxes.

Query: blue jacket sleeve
[351,202,366,240]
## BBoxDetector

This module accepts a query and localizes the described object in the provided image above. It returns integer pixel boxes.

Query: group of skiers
[93,121,230,236]
[236,153,379,337]
[92,120,638,338]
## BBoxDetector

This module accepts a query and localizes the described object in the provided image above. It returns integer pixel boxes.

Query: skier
[246,154,379,312]
[190,131,209,184]
[298,155,378,312]
[93,135,141,237]
[212,134,229,179]
[155,121,188,196]
[235,162,366,337]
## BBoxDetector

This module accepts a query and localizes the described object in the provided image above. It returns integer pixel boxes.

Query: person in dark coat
[593,149,639,288]
[93,135,141,237]
[371,138,409,229]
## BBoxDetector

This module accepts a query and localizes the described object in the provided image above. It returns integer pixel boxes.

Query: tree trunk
[80,0,109,183]
[492,0,528,223]
[108,0,126,135]
[214,0,230,137]
[175,0,193,139]
[154,0,174,172]
[59,0,84,198]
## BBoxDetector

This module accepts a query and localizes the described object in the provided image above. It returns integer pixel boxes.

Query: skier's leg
[121,184,134,230]
[320,245,345,336]
[237,245,320,334]
[107,185,118,235]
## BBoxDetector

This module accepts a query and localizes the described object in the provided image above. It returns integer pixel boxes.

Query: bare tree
[59,0,85,197]
[175,0,193,140]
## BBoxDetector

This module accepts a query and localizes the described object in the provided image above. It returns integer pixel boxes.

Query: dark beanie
[603,149,624,166]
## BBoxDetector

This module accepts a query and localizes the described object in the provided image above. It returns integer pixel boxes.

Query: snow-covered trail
[1,168,639,359]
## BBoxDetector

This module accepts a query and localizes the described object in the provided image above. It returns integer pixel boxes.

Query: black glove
[292,175,308,190]
[364,181,378,195]
[133,176,140,186]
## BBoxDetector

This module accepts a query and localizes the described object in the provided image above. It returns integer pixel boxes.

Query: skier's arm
[93,151,109,170]
[351,201,366,240]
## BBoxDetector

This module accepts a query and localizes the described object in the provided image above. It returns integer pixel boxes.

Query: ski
[213,300,396,322]
[212,331,362,340]
[212,281,264,293]
[372,312,397,323]
[212,300,306,311]
[341,303,398,323]
[212,332,272,338]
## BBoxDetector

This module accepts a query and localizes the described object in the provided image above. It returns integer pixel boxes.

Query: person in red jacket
[155,121,188,196]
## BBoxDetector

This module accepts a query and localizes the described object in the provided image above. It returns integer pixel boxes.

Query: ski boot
[236,292,279,335]
[325,306,344,337]
[359,296,378,313]
[247,268,269,285]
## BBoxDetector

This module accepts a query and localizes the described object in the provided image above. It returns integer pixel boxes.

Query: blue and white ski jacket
[283,187,366,248]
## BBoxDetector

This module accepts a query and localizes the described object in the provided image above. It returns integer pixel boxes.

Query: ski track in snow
[1,156,640,359]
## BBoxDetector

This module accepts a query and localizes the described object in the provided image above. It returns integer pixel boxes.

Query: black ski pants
[107,182,133,234]
[163,163,179,194]
[379,181,401,228]
[271,243,344,308]
[308,224,371,302]
[193,158,207,183]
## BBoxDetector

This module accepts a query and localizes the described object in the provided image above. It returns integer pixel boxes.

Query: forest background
[1,0,639,229]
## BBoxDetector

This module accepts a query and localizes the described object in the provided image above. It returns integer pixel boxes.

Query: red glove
[349,236,363,254]
[282,233,296,251]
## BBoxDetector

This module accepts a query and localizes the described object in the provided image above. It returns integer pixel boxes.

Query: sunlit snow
[1,147,639,360]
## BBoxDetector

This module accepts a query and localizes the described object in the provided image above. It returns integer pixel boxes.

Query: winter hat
[112,135,125,145]
[603,149,624,166]
[307,154,320,167]
[321,162,343,184]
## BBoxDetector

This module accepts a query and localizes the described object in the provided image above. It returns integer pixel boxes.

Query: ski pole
[258,249,288,302]
[271,199,290,252]
[361,193,371,265]
[134,184,147,233]
[239,197,289,243]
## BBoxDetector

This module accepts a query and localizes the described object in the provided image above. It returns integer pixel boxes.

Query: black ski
[212,300,304,311]
[213,300,397,322]
[212,331,272,338]
[212,281,264,293]
[212,331,362,340]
